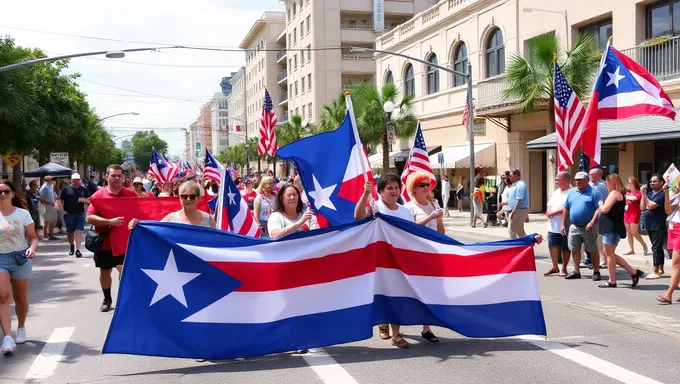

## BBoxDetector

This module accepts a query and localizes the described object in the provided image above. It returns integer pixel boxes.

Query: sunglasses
[180,194,198,200]
[418,183,430,188]
[0,189,11,195]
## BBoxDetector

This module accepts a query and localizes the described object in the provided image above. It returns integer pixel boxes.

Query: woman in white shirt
[657,184,680,304]
[0,180,39,355]
[404,171,444,233]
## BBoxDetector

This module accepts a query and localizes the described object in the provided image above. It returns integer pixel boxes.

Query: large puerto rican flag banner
[276,111,378,226]
[103,214,546,359]
[581,45,676,166]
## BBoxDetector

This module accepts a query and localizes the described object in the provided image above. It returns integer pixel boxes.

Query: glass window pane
[674,1,680,35]
[499,46,505,74]
[650,4,672,37]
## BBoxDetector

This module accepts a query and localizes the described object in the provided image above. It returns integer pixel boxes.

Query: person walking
[544,171,572,277]
[507,169,529,238]
[471,177,488,228]
[641,175,668,279]
[241,178,258,212]
[39,176,58,240]
[624,177,648,256]
[656,183,680,304]
[562,172,603,281]
[25,180,41,234]
[0,180,39,355]
[253,176,276,238]
[59,173,91,258]
[456,181,465,213]
[441,175,451,217]
[595,174,644,288]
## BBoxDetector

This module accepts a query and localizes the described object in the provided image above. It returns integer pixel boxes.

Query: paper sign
[663,163,680,188]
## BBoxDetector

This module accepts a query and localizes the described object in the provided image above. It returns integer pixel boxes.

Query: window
[384,70,393,85]
[485,28,505,78]
[579,18,613,51]
[301,77,305,92]
[453,42,468,87]
[307,16,311,33]
[307,44,311,61]
[294,54,298,69]
[288,33,291,45]
[302,105,306,117]
[404,63,415,96]
[308,73,312,89]
[295,81,299,96]
[290,84,293,94]
[289,58,292,68]
[308,103,312,119]
[293,28,297,44]
[426,53,440,94]
[287,6,291,21]
[647,0,680,37]
[301,50,305,64]
[295,107,299,115]
[301,22,304,37]
[292,2,296,17]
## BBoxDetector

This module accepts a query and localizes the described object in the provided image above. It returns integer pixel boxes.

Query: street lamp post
[523,8,569,45]
[350,46,476,225]
[0,47,178,73]
[383,100,395,167]
[99,112,139,121]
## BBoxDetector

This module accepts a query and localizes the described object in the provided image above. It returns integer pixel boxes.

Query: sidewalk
[442,210,670,272]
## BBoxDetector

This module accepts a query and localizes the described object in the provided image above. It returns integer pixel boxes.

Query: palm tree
[320,83,417,170]
[504,32,598,132]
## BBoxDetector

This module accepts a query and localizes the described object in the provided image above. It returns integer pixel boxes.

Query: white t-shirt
[441,180,451,197]
[501,184,512,203]
[0,207,34,253]
[267,211,319,234]
[547,187,571,233]
[405,200,440,230]
[373,200,414,222]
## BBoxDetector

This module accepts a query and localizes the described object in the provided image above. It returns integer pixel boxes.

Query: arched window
[453,42,468,87]
[404,63,415,96]
[486,28,505,77]
[426,53,439,94]
[385,70,394,85]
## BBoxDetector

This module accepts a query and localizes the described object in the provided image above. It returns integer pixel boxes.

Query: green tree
[320,83,417,170]
[130,131,169,168]
[504,32,598,132]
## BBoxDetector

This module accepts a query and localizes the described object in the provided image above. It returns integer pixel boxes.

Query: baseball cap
[133,177,143,184]
[71,173,81,180]
[574,171,589,180]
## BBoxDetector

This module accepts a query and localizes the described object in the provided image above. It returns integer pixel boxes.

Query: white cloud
[0,0,282,158]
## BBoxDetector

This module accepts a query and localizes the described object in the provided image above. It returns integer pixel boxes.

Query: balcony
[277,50,287,63]
[279,91,289,105]
[277,70,288,84]
[341,53,375,74]
[475,75,526,117]
[340,22,378,43]
[620,35,680,82]
[279,113,289,123]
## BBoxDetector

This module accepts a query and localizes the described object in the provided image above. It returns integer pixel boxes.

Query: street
[2,232,679,384]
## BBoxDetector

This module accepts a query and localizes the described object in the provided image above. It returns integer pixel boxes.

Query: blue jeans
[0,250,32,279]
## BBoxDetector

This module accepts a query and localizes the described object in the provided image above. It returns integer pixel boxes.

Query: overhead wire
[77,79,206,103]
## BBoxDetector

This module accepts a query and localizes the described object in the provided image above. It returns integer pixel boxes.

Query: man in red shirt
[86,164,138,312]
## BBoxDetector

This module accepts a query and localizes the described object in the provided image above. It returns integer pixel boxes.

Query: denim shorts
[0,250,32,280]
[547,232,569,250]
[602,232,622,245]
[64,212,86,232]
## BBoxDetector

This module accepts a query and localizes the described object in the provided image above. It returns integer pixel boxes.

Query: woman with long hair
[253,176,276,237]
[268,184,318,238]
[623,177,648,255]
[0,180,39,355]
[593,174,644,288]
[132,178,147,198]
[472,177,488,228]
[158,181,174,197]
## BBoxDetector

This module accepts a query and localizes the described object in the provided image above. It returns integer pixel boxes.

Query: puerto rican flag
[581,46,676,166]
[277,111,377,226]
[103,214,545,359]
[148,148,179,183]
[215,167,261,237]
[203,149,222,183]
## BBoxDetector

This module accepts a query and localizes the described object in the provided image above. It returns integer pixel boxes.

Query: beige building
[376,0,680,212]
[227,67,248,148]
[280,0,437,123]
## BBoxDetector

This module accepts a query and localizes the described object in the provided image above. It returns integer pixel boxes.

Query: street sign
[50,152,69,167]
[472,118,486,137]
[2,153,22,168]
[195,142,202,150]
[438,152,444,165]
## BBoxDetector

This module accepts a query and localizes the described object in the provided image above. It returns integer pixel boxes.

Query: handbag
[85,230,109,253]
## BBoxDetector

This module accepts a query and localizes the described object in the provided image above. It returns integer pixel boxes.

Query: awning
[527,114,680,150]
[428,143,496,169]
[369,146,441,168]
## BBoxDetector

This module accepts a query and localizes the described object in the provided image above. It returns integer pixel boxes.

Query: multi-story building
[240,11,287,143]
[280,0,436,123]
[375,0,680,212]
[210,75,236,155]
[228,67,248,147]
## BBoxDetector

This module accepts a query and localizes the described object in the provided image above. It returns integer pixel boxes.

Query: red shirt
[86,187,139,253]
[242,191,257,210]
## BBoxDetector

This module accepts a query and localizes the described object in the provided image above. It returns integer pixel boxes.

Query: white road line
[83,263,91,268]
[520,336,663,384]
[301,348,359,384]
[24,327,75,381]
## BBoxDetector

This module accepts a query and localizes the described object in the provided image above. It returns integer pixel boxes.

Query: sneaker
[600,262,607,268]
[645,272,661,280]
[580,260,593,268]
[69,244,75,256]
[2,336,15,355]
[15,328,27,344]
[100,299,112,312]
[75,250,82,258]
[592,272,602,281]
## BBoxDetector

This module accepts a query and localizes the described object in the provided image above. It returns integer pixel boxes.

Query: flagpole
[344,91,370,184]
[215,166,227,229]
[466,62,475,226]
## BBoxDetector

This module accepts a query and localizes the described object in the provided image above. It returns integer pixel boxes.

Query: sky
[1,0,283,158]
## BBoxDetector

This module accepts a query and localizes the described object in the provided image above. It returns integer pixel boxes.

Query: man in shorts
[39,176,58,240]
[59,173,91,257]
[562,171,603,281]
[86,165,138,312]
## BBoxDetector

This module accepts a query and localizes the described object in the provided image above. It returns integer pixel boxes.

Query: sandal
[543,267,559,277]
[623,250,635,256]
[378,324,391,340]
[421,330,439,343]
[391,334,410,349]
[559,271,568,277]
[598,281,617,288]
[656,295,672,305]
[631,270,644,288]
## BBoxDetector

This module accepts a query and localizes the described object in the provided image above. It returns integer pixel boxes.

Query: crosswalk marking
[25,327,75,381]
[301,348,359,384]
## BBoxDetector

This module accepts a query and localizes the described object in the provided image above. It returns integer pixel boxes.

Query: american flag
[203,149,223,183]
[215,167,261,237]
[230,161,241,179]
[257,90,278,156]
[148,148,179,183]
[462,93,470,130]
[554,62,585,172]
[400,122,437,202]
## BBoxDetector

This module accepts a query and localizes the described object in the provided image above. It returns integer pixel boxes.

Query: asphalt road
[2,233,679,384]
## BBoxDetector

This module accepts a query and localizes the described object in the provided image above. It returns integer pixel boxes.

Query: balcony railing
[475,75,520,110]
[620,35,680,82]
[279,91,288,103]
[277,50,287,60]
[277,70,288,82]
[280,113,289,123]
[340,22,373,30]
[342,53,374,60]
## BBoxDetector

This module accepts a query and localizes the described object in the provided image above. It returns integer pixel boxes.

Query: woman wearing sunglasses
[0,180,39,355]
[129,181,215,230]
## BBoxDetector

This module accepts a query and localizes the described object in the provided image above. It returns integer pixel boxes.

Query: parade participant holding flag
[253,176,276,237]
[268,184,318,239]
